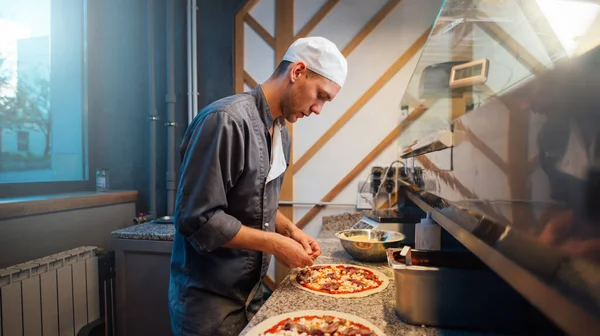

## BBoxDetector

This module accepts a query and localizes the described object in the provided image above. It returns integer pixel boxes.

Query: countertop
[109,212,368,242]
[239,212,500,336]
[111,222,175,241]
[110,213,501,335]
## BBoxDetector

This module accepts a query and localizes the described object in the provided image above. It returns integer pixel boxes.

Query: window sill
[0,190,138,220]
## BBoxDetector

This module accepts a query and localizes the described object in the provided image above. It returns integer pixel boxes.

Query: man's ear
[290,62,307,83]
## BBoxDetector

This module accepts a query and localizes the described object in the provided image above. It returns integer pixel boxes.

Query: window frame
[0,0,93,199]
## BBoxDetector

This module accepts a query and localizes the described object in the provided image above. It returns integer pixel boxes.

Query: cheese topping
[296,266,381,294]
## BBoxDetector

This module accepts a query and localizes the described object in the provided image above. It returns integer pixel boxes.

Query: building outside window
[16,131,29,152]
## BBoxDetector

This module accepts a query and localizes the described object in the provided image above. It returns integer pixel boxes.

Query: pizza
[289,264,389,298]
[246,310,385,336]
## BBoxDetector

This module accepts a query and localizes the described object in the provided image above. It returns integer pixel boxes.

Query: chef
[169,36,348,336]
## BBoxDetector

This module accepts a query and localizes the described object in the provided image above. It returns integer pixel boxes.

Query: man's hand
[289,228,322,260]
[270,234,314,268]
[274,210,323,261]
[224,226,314,268]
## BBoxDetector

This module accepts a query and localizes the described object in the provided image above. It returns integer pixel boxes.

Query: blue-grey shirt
[169,86,290,335]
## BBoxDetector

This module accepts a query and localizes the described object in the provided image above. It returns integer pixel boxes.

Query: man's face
[280,63,341,123]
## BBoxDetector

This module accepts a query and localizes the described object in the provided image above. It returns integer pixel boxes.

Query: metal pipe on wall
[166,0,177,216]
[186,0,193,124]
[191,0,198,121]
[147,0,157,219]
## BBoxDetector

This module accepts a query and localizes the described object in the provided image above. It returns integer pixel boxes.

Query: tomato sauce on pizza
[295,265,383,294]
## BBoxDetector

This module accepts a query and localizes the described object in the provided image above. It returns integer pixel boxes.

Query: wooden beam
[292,28,431,174]
[295,0,339,40]
[235,0,260,93]
[243,70,259,89]
[275,0,295,63]
[476,14,546,75]
[245,13,276,49]
[275,0,294,221]
[275,0,295,221]
[275,0,295,285]
[296,100,434,229]
[342,0,403,57]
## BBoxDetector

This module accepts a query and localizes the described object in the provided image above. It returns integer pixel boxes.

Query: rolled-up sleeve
[176,111,245,253]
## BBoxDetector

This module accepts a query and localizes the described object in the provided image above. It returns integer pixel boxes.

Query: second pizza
[289,264,389,298]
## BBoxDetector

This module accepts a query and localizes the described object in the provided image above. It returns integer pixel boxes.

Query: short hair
[273,60,292,78]
[272,60,317,79]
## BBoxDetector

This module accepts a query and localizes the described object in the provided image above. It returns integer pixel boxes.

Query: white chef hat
[282,36,348,88]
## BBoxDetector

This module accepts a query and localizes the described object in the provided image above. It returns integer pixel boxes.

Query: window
[536,0,600,57]
[0,0,88,187]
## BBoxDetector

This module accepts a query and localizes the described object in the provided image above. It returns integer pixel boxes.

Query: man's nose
[311,103,323,115]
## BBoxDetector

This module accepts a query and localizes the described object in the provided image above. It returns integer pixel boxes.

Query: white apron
[266,122,287,184]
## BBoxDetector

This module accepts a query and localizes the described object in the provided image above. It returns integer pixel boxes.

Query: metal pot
[386,248,528,333]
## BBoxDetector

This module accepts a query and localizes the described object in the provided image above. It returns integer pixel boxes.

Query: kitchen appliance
[393,0,600,334]
[386,248,528,333]
[356,209,416,245]
[350,216,380,230]
[449,58,489,89]
[419,60,470,99]
[354,191,429,245]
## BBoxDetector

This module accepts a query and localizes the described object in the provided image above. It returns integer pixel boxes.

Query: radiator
[0,246,101,336]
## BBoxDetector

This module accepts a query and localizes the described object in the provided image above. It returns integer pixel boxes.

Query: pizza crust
[288,264,389,298]
[245,309,386,336]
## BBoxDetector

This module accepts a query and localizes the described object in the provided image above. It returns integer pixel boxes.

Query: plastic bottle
[415,212,441,250]
[96,168,109,192]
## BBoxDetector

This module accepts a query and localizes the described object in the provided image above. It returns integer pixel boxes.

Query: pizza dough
[245,310,385,336]
[289,264,389,298]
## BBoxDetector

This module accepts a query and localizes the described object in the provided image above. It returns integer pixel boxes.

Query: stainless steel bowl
[335,229,406,262]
